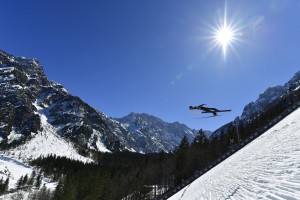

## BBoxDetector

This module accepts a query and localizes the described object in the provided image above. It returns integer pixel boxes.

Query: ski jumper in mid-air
[189,104,231,116]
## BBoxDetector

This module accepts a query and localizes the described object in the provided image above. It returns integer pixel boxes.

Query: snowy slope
[4,107,93,162]
[0,154,56,191]
[0,154,32,189]
[4,129,93,163]
[169,108,300,200]
[3,102,94,163]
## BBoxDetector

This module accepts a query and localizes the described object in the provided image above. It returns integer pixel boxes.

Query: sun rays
[206,0,242,61]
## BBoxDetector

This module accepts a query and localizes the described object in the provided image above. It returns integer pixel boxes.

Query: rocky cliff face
[241,71,300,123]
[0,51,43,143]
[0,50,120,152]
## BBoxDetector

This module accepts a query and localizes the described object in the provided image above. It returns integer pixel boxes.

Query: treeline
[28,129,236,200]
[15,171,42,190]
[27,87,300,200]
[30,152,174,200]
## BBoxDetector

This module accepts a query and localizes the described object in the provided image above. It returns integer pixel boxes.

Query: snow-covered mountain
[115,113,199,153]
[169,107,300,199]
[0,49,199,160]
[0,50,121,157]
[241,71,300,122]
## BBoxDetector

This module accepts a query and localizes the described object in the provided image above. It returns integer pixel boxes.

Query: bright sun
[208,0,241,60]
[216,26,233,48]
[215,25,234,57]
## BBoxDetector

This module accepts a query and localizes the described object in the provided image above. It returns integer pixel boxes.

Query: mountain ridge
[115,112,200,153]
[212,70,300,136]
[241,71,300,123]
[0,49,200,160]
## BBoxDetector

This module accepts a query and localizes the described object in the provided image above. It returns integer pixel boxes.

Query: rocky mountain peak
[241,71,300,122]
[0,50,120,152]
[115,113,198,153]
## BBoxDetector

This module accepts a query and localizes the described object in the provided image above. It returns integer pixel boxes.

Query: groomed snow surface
[169,108,300,200]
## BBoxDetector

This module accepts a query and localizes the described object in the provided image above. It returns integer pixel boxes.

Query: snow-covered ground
[4,129,93,163]
[169,108,300,200]
[3,102,94,164]
[0,154,32,189]
[0,102,94,199]
[0,154,57,190]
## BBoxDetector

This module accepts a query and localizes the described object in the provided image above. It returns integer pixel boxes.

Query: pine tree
[22,174,28,186]
[16,175,23,189]
[4,177,9,192]
[192,129,208,148]
[28,171,36,186]
[219,129,229,154]
[0,177,9,195]
[52,179,64,200]
[177,135,190,152]
[0,177,4,195]
[175,136,190,184]
[35,174,42,188]
[36,184,52,200]
[60,175,74,200]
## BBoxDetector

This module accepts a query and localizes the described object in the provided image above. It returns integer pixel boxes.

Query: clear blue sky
[1,0,300,131]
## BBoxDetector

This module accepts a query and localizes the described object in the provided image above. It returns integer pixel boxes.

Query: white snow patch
[30,59,39,66]
[6,130,93,163]
[0,67,14,72]
[87,130,111,153]
[0,74,15,82]
[5,101,94,163]
[294,85,300,91]
[169,108,300,200]
[7,128,23,143]
[125,147,137,152]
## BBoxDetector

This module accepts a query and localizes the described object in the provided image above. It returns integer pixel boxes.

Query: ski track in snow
[169,108,300,200]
